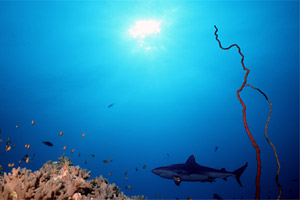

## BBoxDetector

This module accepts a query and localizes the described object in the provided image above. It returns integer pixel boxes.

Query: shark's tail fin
[233,162,248,187]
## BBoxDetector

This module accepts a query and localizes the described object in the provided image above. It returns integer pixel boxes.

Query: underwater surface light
[129,19,161,39]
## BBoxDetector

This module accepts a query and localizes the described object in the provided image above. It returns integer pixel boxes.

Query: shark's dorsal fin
[185,155,196,164]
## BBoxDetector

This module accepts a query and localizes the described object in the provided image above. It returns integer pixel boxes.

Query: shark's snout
[151,168,159,175]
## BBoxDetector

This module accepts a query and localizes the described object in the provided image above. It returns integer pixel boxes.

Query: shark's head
[152,166,177,179]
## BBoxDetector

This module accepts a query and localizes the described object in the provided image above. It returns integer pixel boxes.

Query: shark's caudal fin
[233,162,248,187]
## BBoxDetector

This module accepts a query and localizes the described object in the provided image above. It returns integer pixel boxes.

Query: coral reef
[0,155,145,200]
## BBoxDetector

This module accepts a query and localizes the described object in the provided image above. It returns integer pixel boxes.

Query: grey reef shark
[152,155,248,186]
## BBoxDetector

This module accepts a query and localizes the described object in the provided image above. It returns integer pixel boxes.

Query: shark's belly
[180,172,232,182]
[180,174,209,181]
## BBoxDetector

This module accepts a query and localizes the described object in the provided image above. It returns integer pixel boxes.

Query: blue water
[0,1,299,199]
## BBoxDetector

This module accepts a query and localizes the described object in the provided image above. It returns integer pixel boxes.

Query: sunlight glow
[129,19,161,39]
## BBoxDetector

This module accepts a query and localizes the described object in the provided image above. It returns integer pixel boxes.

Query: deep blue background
[0,1,298,199]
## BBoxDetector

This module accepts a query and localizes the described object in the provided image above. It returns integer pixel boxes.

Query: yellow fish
[6,145,11,152]
[8,163,14,167]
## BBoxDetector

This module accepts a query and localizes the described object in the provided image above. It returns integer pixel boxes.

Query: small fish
[59,131,63,136]
[8,163,14,167]
[22,154,29,161]
[78,152,80,157]
[125,186,128,190]
[215,146,219,152]
[31,153,35,161]
[108,173,112,176]
[16,125,18,128]
[110,157,113,162]
[90,154,95,157]
[31,120,34,126]
[187,197,192,200]
[125,177,128,181]
[72,148,75,153]
[143,165,147,169]
[26,157,29,163]
[0,139,2,142]
[85,160,87,165]
[125,171,128,176]
[12,144,16,149]
[6,137,11,145]
[103,160,109,164]
[42,141,53,146]
[18,160,21,165]
[107,103,115,108]
[82,133,85,137]
[27,144,30,150]
[128,185,132,190]
[135,167,138,171]
[62,146,66,151]
[6,145,11,152]
[63,164,67,170]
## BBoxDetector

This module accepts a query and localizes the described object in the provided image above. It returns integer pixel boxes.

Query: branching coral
[0,155,146,200]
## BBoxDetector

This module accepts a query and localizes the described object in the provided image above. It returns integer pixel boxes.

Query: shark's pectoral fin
[173,176,181,186]
[208,177,216,183]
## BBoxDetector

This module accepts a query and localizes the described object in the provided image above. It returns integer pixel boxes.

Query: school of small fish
[1,119,152,194]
